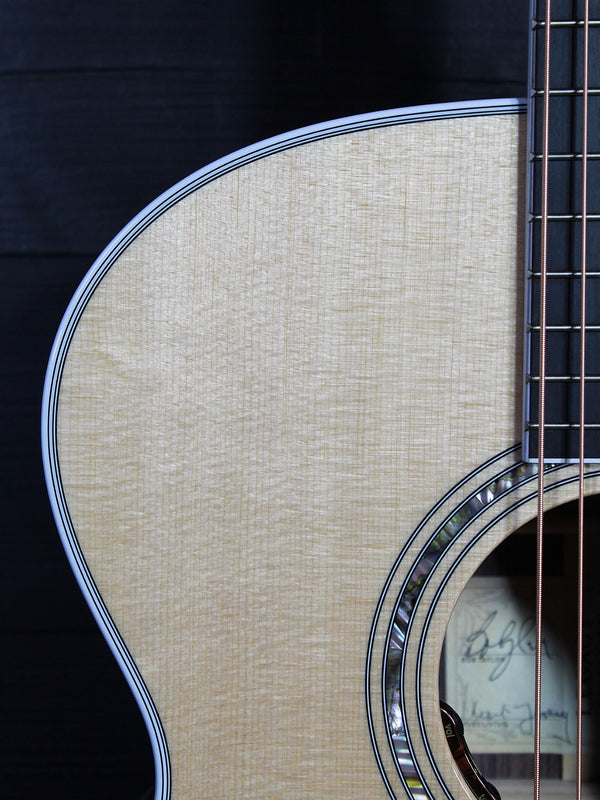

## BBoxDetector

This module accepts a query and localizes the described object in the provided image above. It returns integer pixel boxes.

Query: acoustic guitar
[41,1,600,798]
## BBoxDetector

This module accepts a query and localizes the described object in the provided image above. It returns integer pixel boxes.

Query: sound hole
[440,497,600,798]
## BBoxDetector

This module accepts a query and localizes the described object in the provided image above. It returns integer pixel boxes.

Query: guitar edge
[42,99,578,800]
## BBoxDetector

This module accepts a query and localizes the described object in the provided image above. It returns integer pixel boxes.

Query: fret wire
[529,271,600,276]
[531,213,600,220]
[531,88,600,96]
[533,19,600,27]
[529,375,600,381]
[530,153,600,160]
[527,422,600,428]
[529,324,600,330]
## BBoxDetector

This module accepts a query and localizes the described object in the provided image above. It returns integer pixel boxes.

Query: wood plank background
[1,1,528,797]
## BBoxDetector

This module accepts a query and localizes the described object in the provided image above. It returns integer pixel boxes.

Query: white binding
[41,97,526,800]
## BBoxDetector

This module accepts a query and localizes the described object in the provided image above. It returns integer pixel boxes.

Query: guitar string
[534,0,552,797]
[538,5,588,797]
[577,1,590,798]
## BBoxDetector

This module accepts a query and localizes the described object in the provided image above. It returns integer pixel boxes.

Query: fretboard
[524,0,600,461]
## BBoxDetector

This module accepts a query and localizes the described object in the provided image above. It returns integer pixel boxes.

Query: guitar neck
[524,0,600,461]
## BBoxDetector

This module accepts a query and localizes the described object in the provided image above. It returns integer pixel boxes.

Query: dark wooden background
[1,1,528,797]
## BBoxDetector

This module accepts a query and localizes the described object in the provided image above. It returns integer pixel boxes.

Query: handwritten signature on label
[457,694,571,745]
[444,577,581,753]
[461,610,552,681]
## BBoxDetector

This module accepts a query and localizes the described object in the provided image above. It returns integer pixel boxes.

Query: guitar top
[42,97,600,799]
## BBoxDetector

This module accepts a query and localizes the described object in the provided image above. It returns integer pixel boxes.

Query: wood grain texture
[2,1,531,794]
[51,110,543,800]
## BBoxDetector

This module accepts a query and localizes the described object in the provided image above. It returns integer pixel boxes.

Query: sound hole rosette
[366,447,600,800]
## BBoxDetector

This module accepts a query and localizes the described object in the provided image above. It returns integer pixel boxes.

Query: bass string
[537,2,589,798]
[534,0,552,796]
[576,1,590,797]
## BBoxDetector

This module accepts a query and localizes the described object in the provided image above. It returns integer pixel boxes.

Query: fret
[531,88,600,95]
[528,376,600,382]
[529,324,600,331]
[529,271,600,277]
[530,213,600,219]
[527,423,600,428]
[531,16,600,102]
[530,220,600,263]
[533,20,600,28]
[530,97,600,153]
[531,153,600,160]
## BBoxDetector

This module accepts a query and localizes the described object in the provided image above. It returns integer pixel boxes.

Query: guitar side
[43,100,557,800]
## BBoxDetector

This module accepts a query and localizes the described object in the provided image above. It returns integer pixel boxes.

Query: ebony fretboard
[525,0,600,461]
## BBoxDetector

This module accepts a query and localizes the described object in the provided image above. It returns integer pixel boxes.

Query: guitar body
[42,100,599,800]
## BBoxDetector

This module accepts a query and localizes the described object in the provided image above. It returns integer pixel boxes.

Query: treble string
[534,0,552,798]
[577,2,590,798]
